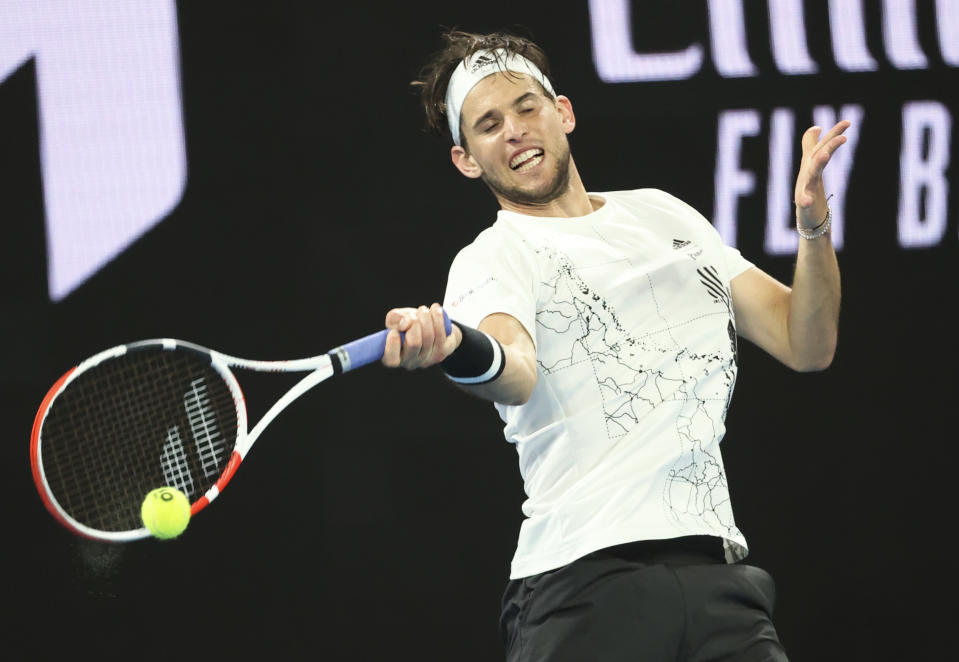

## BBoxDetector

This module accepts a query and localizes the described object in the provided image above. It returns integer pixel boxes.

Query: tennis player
[382,30,844,661]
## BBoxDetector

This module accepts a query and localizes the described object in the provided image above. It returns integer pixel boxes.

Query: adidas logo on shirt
[673,238,703,259]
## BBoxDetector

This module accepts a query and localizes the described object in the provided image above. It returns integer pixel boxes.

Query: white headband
[445,49,556,145]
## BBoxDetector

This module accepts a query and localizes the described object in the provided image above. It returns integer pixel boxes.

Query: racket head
[30,339,247,541]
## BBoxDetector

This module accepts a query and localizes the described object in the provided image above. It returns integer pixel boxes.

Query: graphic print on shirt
[534,246,743,539]
[698,264,740,380]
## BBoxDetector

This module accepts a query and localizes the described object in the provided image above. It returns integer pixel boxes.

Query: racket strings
[40,348,239,532]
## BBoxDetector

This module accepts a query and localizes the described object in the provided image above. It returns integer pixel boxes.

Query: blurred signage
[589,0,957,251]
[0,0,185,300]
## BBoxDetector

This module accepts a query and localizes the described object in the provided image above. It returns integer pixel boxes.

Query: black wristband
[441,322,506,384]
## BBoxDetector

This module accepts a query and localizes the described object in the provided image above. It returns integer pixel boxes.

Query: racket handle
[331,309,452,373]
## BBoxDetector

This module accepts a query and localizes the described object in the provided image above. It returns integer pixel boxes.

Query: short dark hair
[411,30,554,143]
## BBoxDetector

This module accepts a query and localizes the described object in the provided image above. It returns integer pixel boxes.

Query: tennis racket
[30,312,451,542]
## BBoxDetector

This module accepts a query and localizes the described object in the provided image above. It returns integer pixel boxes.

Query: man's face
[454,73,574,207]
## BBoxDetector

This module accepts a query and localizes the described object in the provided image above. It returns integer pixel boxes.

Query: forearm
[443,316,538,406]
[380,306,538,405]
[733,121,847,373]
[788,210,841,371]
[450,341,537,406]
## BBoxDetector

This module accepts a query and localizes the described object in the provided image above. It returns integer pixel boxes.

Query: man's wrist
[797,207,832,240]
[441,322,506,384]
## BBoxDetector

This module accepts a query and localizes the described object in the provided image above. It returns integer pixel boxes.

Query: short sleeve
[443,228,539,347]
[634,188,754,282]
[723,244,754,280]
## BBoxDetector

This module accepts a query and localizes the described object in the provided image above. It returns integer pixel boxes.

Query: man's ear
[451,145,483,179]
[556,95,576,134]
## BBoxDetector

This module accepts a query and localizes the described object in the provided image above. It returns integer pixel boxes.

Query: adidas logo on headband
[469,53,497,73]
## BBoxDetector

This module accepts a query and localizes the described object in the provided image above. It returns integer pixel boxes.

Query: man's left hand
[794,120,850,230]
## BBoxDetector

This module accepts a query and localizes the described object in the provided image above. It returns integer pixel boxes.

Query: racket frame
[31,312,450,541]
[31,339,333,542]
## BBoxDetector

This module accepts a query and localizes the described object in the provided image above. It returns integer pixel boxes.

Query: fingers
[806,133,848,183]
[381,303,450,370]
[820,134,848,160]
[385,307,416,329]
[801,125,822,152]
[430,303,451,350]
[430,302,457,358]
[795,120,852,208]
[382,307,417,368]
[381,328,403,367]
[413,305,433,364]
[803,120,850,157]
[821,119,850,144]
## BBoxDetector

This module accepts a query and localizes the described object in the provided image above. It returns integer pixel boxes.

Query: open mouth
[510,148,545,173]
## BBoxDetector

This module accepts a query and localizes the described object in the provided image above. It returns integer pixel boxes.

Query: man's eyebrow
[511,91,539,107]
[471,92,541,130]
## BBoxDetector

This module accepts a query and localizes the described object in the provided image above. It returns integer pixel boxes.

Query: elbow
[509,384,536,406]
[795,354,834,372]
[792,336,838,372]
[506,372,538,406]
[501,390,532,407]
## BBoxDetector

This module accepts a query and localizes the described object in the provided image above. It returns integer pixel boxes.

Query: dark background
[4,2,956,660]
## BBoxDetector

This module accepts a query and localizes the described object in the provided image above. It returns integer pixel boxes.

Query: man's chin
[511,188,565,206]
[486,172,570,207]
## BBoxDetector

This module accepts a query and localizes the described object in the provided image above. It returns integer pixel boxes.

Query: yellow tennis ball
[141,487,191,539]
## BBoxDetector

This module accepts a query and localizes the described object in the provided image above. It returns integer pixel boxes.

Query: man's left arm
[731,121,848,372]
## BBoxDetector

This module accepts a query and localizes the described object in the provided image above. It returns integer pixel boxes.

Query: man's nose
[503,113,528,141]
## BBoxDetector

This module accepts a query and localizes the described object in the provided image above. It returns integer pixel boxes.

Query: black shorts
[500,536,788,662]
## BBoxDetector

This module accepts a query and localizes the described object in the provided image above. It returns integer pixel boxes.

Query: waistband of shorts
[591,535,726,566]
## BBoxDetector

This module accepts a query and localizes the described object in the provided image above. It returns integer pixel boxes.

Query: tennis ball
[141,487,191,539]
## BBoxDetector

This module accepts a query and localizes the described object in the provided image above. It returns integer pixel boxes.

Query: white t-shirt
[443,189,755,579]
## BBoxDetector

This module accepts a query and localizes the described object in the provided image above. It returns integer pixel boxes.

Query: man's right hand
[381,303,462,370]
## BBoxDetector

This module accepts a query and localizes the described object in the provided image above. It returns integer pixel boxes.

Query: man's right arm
[381,304,537,406]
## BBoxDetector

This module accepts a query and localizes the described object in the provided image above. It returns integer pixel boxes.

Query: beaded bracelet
[797,207,832,240]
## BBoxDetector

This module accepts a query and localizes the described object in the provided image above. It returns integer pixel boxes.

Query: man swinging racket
[382,30,845,662]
